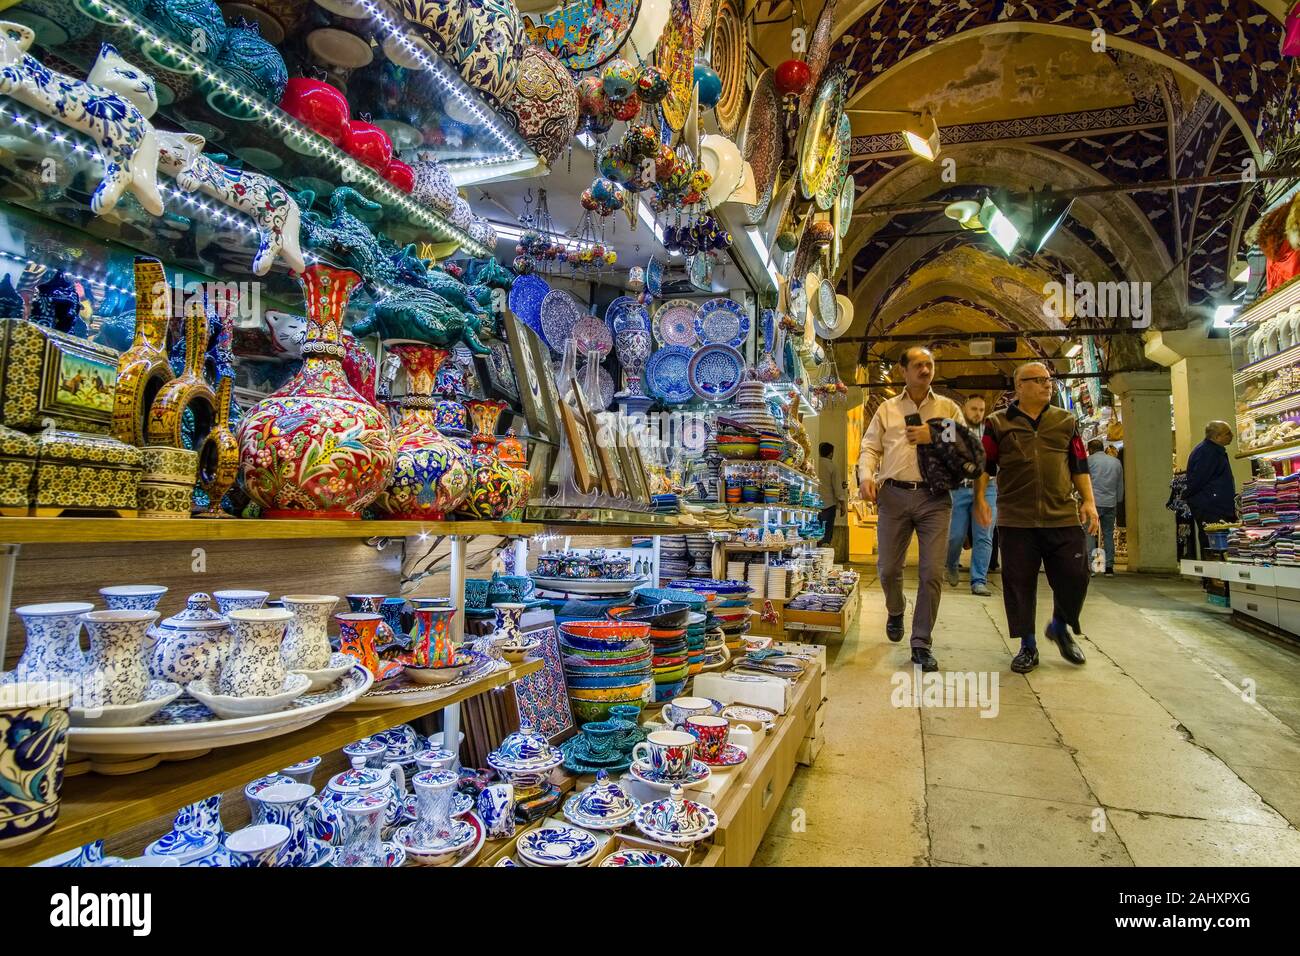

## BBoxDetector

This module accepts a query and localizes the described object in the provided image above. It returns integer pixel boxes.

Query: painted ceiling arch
[871,296,1056,361]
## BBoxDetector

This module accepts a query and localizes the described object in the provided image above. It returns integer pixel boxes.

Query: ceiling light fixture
[847,107,941,161]
[1066,341,1082,358]
[976,188,1074,257]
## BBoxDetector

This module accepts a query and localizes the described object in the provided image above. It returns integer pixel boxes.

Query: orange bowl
[559,620,652,642]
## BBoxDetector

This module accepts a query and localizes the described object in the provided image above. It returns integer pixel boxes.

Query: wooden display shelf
[723,540,804,552]
[3,659,542,867]
[0,517,542,544]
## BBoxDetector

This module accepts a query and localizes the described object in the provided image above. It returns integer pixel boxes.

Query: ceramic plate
[695,297,749,347]
[306,26,374,68]
[540,289,586,353]
[538,0,640,71]
[799,0,838,116]
[798,63,847,202]
[508,274,550,338]
[658,0,694,133]
[599,848,682,866]
[346,652,500,711]
[487,338,520,400]
[837,175,855,237]
[688,344,744,402]
[70,680,182,728]
[67,666,373,754]
[697,742,747,767]
[291,652,358,693]
[629,758,711,789]
[710,0,745,137]
[741,69,781,226]
[646,345,696,405]
[573,314,614,358]
[655,300,700,347]
[517,825,600,866]
[817,279,837,326]
[817,112,851,211]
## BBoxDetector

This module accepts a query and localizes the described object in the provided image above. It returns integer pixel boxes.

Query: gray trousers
[876,482,952,649]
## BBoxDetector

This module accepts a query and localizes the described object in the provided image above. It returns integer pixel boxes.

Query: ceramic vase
[280,594,339,671]
[146,297,216,449]
[0,681,72,848]
[149,593,230,686]
[410,769,458,846]
[195,375,239,517]
[614,328,651,398]
[10,602,93,682]
[219,608,292,697]
[335,613,402,682]
[81,610,159,706]
[496,428,532,521]
[237,265,394,518]
[458,399,523,519]
[111,257,174,447]
[477,782,515,839]
[372,344,471,520]
[407,607,457,668]
[247,782,317,867]
[99,585,167,611]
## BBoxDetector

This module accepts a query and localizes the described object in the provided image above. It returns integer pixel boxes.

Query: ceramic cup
[477,782,515,839]
[666,696,715,728]
[581,720,619,761]
[248,782,317,866]
[685,714,729,761]
[413,748,456,773]
[225,823,291,867]
[0,681,73,848]
[98,585,168,612]
[632,730,696,780]
[213,590,270,616]
[281,756,322,786]
[343,737,388,769]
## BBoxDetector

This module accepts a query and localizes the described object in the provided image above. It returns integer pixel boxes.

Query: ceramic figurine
[149,593,230,686]
[0,26,163,217]
[219,608,292,697]
[280,594,339,671]
[237,264,394,518]
[477,782,515,839]
[112,257,174,447]
[156,131,306,276]
[81,609,159,707]
[371,344,471,520]
[8,602,93,682]
[247,782,317,866]
[146,297,216,448]
[0,682,72,848]
[314,756,405,845]
[264,308,306,359]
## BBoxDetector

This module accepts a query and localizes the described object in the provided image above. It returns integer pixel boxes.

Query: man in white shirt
[858,346,964,671]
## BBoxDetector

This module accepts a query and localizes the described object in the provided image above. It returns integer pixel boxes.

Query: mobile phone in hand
[905,413,923,427]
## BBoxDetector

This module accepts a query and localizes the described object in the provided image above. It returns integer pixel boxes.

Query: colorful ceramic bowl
[560,620,652,642]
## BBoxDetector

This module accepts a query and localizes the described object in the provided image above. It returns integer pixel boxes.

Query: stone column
[1108,370,1177,572]
[1143,328,1249,485]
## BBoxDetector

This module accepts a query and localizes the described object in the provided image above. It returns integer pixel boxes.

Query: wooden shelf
[4,659,542,867]
[723,541,806,552]
[0,517,543,544]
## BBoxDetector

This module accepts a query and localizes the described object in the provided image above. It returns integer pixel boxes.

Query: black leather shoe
[1045,620,1087,665]
[911,648,938,672]
[1011,646,1039,673]
[886,613,905,642]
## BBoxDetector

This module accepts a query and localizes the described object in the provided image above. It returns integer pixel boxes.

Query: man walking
[1185,421,1238,556]
[944,394,996,596]
[858,346,964,671]
[1085,438,1123,575]
[817,442,844,549]
[974,362,1100,674]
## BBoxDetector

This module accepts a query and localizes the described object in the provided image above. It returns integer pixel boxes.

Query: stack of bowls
[658,535,690,581]
[559,620,653,722]
[611,602,691,703]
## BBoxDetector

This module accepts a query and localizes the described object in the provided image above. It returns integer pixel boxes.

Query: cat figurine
[0,24,163,217]
[156,131,306,276]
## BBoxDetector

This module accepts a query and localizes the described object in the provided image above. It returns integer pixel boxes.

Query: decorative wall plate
[508,273,550,337]
[740,68,780,226]
[817,279,836,327]
[535,0,640,71]
[799,0,838,116]
[655,300,700,347]
[688,344,744,402]
[540,289,586,353]
[799,63,846,201]
[837,175,855,237]
[658,0,695,133]
[557,360,615,410]
[573,314,614,357]
[816,112,851,210]
[485,339,521,401]
[646,345,695,404]
[710,0,744,137]
[695,297,749,347]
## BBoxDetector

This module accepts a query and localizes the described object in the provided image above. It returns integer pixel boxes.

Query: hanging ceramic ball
[809,219,835,248]
[774,59,812,95]
[602,58,638,102]
[655,143,677,179]
[599,145,635,183]
[691,168,714,193]
[624,123,660,158]
[612,94,642,122]
[582,189,600,211]
[604,250,618,266]
[694,64,723,109]
[514,255,533,272]
[776,227,799,252]
[578,75,606,115]
[636,65,671,104]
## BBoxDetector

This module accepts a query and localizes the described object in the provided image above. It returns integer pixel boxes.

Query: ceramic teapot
[149,593,230,686]
[312,757,405,844]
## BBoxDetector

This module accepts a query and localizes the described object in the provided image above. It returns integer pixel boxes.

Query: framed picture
[474,337,520,405]
[528,318,563,442]
[502,310,552,441]
[572,385,619,497]
[629,440,655,497]
[616,440,646,503]
[560,398,599,494]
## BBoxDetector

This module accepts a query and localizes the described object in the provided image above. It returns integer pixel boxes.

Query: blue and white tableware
[633,784,719,845]
[562,769,638,830]
[248,782,318,866]
[342,737,388,768]
[145,794,224,863]
[477,782,515,839]
[35,839,109,867]
[645,345,695,405]
[99,586,168,612]
[225,823,290,867]
[80,610,158,707]
[688,344,744,402]
[695,298,749,348]
[281,756,321,786]
[212,590,270,616]
[516,825,599,867]
[10,602,93,682]
[313,757,405,844]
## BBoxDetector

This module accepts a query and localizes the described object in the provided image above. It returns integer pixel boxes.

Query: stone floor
[755,567,1300,866]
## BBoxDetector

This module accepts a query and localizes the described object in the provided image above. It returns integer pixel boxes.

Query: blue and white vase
[477,782,515,839]
[0,682,72,849]
[98,586,168,612]
[9,603,93,683]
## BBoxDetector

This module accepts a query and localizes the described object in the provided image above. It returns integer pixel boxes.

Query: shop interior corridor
[757,571,1300,866]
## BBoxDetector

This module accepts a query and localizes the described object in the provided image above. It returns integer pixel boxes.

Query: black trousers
[817,505,837,546]
[999,526,1089,640]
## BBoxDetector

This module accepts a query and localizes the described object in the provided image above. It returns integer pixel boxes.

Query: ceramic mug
[685,715,729,762]
[477,783,515,839]
[0,681,73,848]
[581,720,619,760]
[632,730,696,780]
[666,696,715,728]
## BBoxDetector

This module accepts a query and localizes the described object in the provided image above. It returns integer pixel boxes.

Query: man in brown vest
[974,362,1100,673]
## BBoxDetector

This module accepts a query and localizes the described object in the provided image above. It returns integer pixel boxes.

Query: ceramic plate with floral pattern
[655,300,700,347]
[533,0,640,71]
[598,848,682,866]
[517,825,600,866]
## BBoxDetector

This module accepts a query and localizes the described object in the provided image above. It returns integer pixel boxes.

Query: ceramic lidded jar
[219,608,293,698]
[81,610,159,707]
[149,593,230,687]
[10,603,93,682]
[571,769,637,823]
[486,722,562,784]
[314,756,405,844]
[500,44,579,167]
[372,344,472,520]
[280,594,339,671]
[237,265,394,518]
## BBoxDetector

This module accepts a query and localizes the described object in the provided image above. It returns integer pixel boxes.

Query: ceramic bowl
[565,673,653,690]
[516,825,599,867]
[633,587,706,610]
[186,672,311,718]
[560,620,652,642]
[403,658,472,685]
[70,680,182,727]
[609,602,692,628]
[568,681,653,703]
[558,631,648,654]
[598,848,682,866]
[292,652,359,692]
[501,640,541,662]
[99,585,168,611]
[394,818,476,866]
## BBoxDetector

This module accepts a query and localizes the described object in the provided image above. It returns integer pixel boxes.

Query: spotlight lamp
[847,106,942,161]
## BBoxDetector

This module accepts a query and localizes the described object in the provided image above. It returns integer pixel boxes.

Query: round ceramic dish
[688,344,745,402]
[560,620,652,641]
[740,68,780,225]
[646,345,696,405]
[346,653,496,710]
[70,680,182,728]
[534,576,648,595]
[694,297,749,348]
[654,300,700,347]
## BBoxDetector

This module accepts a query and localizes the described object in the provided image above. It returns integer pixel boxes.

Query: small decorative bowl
[186,673,311,718]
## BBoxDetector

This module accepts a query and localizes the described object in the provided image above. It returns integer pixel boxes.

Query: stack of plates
[768,567,789,599]
[658,535,691,581]
[726,561,746,580]
[746,564,767,598]
[652,494,681,514]
[559,620,654,722]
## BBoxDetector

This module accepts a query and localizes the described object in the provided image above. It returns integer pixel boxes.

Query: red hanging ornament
[774,59,812,95]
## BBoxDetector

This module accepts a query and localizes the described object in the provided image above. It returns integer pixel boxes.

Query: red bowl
[560,620,652,642]
[649,627,687,639]
[280,77,351,145]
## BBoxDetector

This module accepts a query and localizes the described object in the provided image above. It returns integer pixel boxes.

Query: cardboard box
[693,671,792,714]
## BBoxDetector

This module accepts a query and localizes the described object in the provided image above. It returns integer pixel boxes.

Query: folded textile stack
[1274,526,1300,566]
[768,566,788,599]
[1226,526,1278,564]
[1240,478,1278,526]
[1278,474,1300,524]
[786,591,846,612]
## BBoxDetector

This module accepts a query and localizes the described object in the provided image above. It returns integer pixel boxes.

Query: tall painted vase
[236,265,394,518]
[457,398,523,519]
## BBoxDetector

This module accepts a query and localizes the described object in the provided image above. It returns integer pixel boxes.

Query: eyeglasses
[1019,376,1053,385]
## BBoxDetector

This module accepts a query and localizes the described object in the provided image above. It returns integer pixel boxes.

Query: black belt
[885,478,932,491]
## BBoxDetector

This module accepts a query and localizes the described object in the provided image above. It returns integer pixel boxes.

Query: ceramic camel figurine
[0,25,163,217]
[156,132,306,276]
